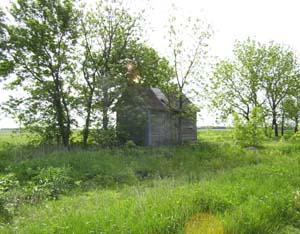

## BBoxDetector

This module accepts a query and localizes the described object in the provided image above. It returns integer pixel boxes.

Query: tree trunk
[56,100,70,148]
[103,106,109,130]
[281,112,285,136]
[83,115,91,148]
[61,87,71,150]
[83,90,94,148]
[295,117,299,133]
[53,78,70,149]
[61,126,70,149]
[102,88,109,130]
[244,105,250,121]
[177,93,183,144]
[83,110,91,148]
[56,133,61,146]
[272,109,279,137]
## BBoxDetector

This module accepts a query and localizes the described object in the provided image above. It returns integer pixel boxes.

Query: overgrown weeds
[0,129,300,233]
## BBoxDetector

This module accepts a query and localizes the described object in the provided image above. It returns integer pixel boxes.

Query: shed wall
[148,110,173,145]
[181,113,197,142]
[146,110,197,146]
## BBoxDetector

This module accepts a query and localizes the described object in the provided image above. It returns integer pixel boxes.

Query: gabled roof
[150,88,169,106]
[133,86,167,110]
[117,86,197,112]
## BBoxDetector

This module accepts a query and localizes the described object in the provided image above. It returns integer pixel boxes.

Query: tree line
[2,0,297,149]
[0,0,210,148]
[209,38,300,138]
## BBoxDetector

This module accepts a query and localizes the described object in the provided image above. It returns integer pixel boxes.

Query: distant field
[0,129,32,146]
[198,129,233,143]
[0,129,300,233]
[0,129,15,136]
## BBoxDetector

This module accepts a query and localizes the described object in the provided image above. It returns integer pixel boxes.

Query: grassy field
[0,129,300,233]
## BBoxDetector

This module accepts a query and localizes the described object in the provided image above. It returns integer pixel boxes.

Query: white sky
[1,0,300,128]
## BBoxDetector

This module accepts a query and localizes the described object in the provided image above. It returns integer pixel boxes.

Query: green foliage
[1,0,81,148]
[210,38,264,121]
[0,173,19,223]
[0,174,19,194]
[233,107,265,147]
[261,43,300,137]
[0,8,5,58]
[78,1,173,147]
[79,0,142,138]
[124,140,137,149]
[94,128,119,147]
[290,131,300,142]
[1,0,190,149]
[2,130,300,233]
[125,42,174,89]
[210,38,300,137]
[116,88,148,145]
[2,158,300,233]
[0,167,74,223]
[167,8,212,143]
[282,97,300,132]
[30,166,73,201]
[0,8,14,77]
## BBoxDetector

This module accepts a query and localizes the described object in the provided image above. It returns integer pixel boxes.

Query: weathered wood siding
[181,113,197,142]
[148,110,172,146]
[146,111,197,145]
[116,86,198,146]
[118,109,197,146]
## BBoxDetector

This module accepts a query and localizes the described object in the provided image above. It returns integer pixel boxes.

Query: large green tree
[1,0,80,148]
[79,1,174,147]
[79,0,141,147]
[211,39,299,137]
[260,43,299,137]
[210,39,265,121]
[282,96,300,133]
[0,8,6,63]
[124,42,174,90]
[0,8,13,77]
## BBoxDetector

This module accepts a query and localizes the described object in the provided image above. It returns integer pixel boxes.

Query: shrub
[28,167,73,202]
[0,174,19,193]
[290,131,300,142]
[0,173,19,223]
[233,107,265,147]
[90,128,119,147]
[124,140,136,149]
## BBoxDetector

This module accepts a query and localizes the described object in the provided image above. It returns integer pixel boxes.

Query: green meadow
[1,129,300,234]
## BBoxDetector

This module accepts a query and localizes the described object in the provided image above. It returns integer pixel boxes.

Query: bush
[28,167,73,202]
[90,128,119,147]
[0,173,19,223]
[290,132,300,142]
[233,107,265,147]
[124,140,136,149]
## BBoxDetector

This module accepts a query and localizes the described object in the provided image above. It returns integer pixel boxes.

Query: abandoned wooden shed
[116,86,197,146]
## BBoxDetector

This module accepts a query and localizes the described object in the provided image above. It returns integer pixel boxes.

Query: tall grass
[1,129,300,233]
[2,163,300,234]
